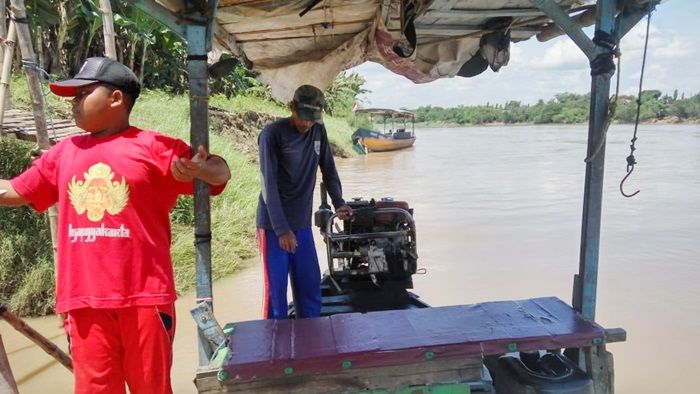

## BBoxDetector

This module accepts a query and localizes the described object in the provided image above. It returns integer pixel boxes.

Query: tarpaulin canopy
[158,0,602,100]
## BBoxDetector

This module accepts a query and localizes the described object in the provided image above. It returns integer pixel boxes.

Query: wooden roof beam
[415,24,541,36]
[423,8,547,19]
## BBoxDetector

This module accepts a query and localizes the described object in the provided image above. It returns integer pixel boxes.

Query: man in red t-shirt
[0,57,230,393]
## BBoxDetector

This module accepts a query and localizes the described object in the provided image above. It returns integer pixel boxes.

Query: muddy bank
[209,107,278,161]
[209,107,353,160]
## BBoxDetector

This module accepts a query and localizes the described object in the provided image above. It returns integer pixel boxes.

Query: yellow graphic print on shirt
[68,163,129,222]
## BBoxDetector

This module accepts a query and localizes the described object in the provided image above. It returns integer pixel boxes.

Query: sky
[348,0,699,109]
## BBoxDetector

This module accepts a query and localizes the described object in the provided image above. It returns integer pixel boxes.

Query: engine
[315,186,418,293]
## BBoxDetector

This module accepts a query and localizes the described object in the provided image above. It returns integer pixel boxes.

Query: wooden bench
[195,296,623,393]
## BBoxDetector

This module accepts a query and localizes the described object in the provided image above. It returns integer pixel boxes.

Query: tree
[324,72,368,117]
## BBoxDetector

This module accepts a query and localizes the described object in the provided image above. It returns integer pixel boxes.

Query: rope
[620,3,654,198]
[195,232,212,245]
[21,60,60,145]
[590,30,617,77]
[584,52,620,163]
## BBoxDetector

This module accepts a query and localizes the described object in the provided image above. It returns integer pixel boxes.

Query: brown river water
[2,124,699,393]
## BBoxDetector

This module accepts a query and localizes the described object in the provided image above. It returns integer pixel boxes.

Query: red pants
[64,304,176,394]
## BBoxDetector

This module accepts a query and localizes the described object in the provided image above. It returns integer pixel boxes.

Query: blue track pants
[257,227,322,319]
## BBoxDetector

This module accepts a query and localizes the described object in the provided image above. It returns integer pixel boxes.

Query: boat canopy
[156,0,606,101]
[354,108,414,119]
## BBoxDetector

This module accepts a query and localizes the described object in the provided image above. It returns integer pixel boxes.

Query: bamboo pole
[0,21,17,128]
[0,2,9,115]
[99,0,117,59]
[9,0,59,262]
[0,0,7,69]
[0,304,72,372]
[9,1,49,148]
[0,335,19,394]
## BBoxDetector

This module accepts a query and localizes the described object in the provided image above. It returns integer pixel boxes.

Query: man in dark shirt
[256,85,352,319]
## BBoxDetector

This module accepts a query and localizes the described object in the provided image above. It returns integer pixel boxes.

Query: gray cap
[293,85,324,123]
[49,57,141,99]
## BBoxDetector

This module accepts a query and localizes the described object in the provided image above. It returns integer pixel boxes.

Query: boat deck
[196,296,619,393]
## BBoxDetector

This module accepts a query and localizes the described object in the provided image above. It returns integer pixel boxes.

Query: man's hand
[172,145,209,182]
[336,205,353,221]
[278,231,297,253]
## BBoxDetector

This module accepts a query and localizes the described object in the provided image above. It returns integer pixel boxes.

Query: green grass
[0,138,56,316]
[2,76,357,314]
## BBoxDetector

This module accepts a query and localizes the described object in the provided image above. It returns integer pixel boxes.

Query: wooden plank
[424,8,546,18]
[217,0,376,29]
[415,24,541,36]
[227,20,370,42]
[197,355,484,393]
[417,0,462,26]
[0,305,73,372]
[1,109,83,144]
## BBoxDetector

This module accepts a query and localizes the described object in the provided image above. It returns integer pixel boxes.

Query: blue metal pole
[575,0,617,322]
[186,23,214,367]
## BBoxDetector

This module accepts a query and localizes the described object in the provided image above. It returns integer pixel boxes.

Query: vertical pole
[186,23,214,366]
[0,3,9,114]
[574,0,616,322]
[0,22,17,127]
[0,4,6,61]
[99,0,117,59]
[9,0,60,263]
[0,335,19,394]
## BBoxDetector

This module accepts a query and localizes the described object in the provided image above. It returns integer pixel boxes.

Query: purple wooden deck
[222,297,605,381]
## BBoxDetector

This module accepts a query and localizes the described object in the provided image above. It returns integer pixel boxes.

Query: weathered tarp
[162,0,584,100]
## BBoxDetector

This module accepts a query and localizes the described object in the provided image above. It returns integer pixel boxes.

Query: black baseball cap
[49,57,141,99]
[293,85,324,123]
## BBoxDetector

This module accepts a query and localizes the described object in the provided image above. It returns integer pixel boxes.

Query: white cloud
[533,39,589,70]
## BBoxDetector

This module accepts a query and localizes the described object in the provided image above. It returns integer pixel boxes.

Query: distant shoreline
[413,117,700,129]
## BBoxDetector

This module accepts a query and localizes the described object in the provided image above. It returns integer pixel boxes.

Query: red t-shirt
[11,127,226,313]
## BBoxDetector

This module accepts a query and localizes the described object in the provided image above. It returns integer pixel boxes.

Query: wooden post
[99,0,117,59]
[0,0,7,71]
[0,21,16,128]
[0,335,19,394]
[9,1,49,148]
[0,304,73,372]
[0,2,9,115]
[9,0,60,261]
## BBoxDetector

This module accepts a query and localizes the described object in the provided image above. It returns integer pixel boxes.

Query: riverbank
[1,79,357,316]
[413,117,700,129]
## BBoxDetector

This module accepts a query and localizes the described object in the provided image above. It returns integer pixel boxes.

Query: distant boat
[351,108,416,153]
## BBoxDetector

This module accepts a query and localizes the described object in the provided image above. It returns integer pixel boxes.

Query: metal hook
[619,157,640,198]
[619,5,653,199]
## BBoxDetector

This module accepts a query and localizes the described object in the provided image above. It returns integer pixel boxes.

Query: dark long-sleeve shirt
[256,118,345,236]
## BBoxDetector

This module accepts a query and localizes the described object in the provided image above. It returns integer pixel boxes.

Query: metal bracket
[130,0,186,40]
[191,301,226,349]
[529,0,596,60]
[615,1,658,40]
[130,0,218,51]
